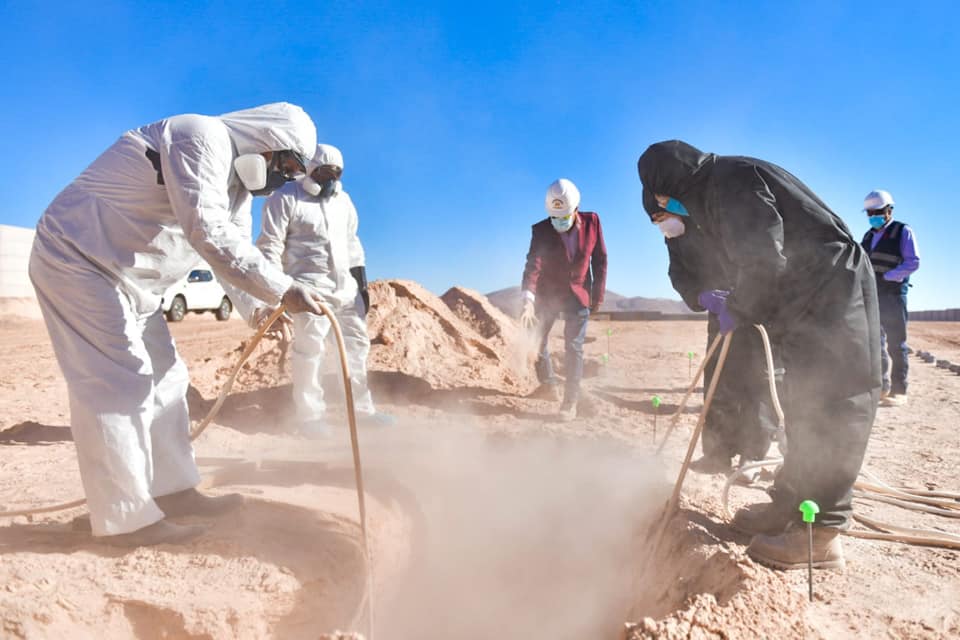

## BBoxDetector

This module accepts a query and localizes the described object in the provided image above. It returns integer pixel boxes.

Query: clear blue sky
[1,1,957,310]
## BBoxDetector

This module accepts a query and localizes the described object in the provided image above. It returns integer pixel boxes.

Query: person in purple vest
[520,179,607,421]
[861,190,920,407]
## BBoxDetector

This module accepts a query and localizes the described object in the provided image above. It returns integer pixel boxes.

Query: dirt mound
[204,280,535,398]
[441,285,518,344]
[213,337,290,395]
[366,280,535,393]
[625,513,808,639]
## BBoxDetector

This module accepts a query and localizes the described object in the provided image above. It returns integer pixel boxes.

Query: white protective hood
[219,102,317,160]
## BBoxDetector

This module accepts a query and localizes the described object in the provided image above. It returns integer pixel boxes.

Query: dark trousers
[535,299,589,405]
[771,260,881,529]
[878,292,909,395]
[702,315,778,462]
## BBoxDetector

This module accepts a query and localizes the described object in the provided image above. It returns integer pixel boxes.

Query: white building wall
[0,225,36,298]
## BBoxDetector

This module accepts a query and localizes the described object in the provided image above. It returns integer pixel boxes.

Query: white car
[161,266,233,322]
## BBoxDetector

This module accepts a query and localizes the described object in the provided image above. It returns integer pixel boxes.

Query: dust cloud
[349,425,668,639]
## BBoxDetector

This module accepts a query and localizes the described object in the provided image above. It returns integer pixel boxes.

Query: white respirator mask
[234,154,268,191]
[234,153,293,196]
[657,217,686,239]
[302,177,342,198]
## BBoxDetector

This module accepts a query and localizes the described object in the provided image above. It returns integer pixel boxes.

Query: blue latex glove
[697,289,730,315]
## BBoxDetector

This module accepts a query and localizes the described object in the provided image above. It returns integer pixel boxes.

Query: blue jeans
[535,304,589,405]
[878,292,908,395]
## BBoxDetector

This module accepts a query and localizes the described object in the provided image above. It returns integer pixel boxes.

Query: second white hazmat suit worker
[29,102,324,545]
[256,144,392,435]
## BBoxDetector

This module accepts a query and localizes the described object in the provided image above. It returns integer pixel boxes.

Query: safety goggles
[272,150,310,180]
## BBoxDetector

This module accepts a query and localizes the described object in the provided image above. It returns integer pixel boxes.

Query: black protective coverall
[639,141,881,529]
[651,196,777,463]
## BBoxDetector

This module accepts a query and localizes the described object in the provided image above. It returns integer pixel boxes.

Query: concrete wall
[0,225,36,298]
[909,308,960,321]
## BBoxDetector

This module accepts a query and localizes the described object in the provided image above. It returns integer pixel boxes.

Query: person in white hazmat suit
[254,144,393,436]
[29,103,326,546]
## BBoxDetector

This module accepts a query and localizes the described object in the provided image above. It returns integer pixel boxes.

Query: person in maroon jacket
[520,178,607,421]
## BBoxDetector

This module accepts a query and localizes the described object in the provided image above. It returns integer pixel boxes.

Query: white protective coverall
[29,103,316,536]
[257,158,374,423]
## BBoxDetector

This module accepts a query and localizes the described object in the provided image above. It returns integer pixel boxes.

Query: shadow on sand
[0,421,72,445]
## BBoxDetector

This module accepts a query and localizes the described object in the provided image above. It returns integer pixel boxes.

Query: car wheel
[166,295,186,322]
[215,296,233,321]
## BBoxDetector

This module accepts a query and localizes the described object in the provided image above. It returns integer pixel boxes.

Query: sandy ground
[1,303,959,639]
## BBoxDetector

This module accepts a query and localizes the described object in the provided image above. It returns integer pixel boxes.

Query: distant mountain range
[485,286,696,316]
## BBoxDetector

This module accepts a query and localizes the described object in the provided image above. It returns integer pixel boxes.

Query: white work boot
[880,393,908,407]
[297,419,332,438]
[557,401,578,422]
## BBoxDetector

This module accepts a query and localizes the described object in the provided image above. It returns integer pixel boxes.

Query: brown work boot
[731,502,794,537]
[689,454,732,475]
[154,488,244,519]
[530,383,561,402]
[99,520,207,547]
[747,525,845,571]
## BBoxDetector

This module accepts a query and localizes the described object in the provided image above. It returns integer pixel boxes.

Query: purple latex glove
[697,289,730,315]
[717,304,737,335]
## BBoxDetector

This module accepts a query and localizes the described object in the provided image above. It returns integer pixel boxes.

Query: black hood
[637,140,713,199]
[641,187,661,220]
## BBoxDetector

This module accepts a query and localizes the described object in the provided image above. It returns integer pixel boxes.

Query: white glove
[281,282,325,315]
[520,299,537,329]
[252,306,293,342]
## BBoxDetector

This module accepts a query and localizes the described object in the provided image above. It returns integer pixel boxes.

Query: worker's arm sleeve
[216,200,273,324]
[666,239,706,311]
[590,219,608,307]
[161,131,292,307]
[256,190,292,269]
[521,228,542,303]
[719,168,788,324]
[345,194,366,269]
[884,225,920,282]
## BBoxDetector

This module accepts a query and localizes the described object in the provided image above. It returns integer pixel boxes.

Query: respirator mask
[234,150,306,196]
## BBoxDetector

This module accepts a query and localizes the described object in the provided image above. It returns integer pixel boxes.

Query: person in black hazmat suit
[638,141,881,571]
[642,189,778,478]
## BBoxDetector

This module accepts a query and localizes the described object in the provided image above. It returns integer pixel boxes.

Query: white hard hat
[545,178,580,217]
[309,143,344,172]
[863,189,894,211]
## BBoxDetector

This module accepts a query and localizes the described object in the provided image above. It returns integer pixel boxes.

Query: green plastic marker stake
[687,351,695,379]
[651,395,662,442]
[799,499,820,602]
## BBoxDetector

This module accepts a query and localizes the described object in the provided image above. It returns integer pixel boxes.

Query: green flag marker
[687,351,695,378]
[799,500,819,523]
[798,500,820,602]
[607,328,613,337]
[602,353,609,364]
[651,395,662,441]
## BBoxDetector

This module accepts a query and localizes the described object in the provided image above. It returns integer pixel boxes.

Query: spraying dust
[259,424,668,639]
